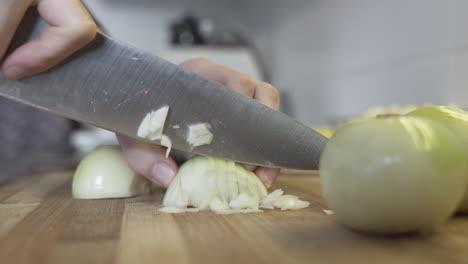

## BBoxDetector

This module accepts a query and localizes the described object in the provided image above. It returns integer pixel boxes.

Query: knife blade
[0,9,327,169]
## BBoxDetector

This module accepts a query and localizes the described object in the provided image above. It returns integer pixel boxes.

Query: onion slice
[160,155,310,214]
[137,106,169,141]
[187,123,213,147]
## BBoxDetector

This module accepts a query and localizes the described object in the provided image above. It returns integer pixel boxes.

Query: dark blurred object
[170,15,205,46]
[170,14,248,47]
[0,98,73,160]
[169,14,270,82]
[0,98,76,184]
[0,138,76,185]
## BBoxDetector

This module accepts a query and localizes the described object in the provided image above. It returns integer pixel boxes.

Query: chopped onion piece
[260,189,284,208]
[272,195,310,210]
[229,193,259,210]
[160,156,309,214]
[160,134,172,158]
[209,197,230,213]
[137,106,169,141]
[259,204,274,210]
[323,209,335,215]
[187,123,213,147]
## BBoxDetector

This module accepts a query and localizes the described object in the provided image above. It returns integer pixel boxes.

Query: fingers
[180,57,282,188]
[180,57,281,109]
[255,167,281,189]
[1,0,97,80]
[0,0,31,61]
[180,58,256,97]
[118,135,178,187]
[253,80,281,110]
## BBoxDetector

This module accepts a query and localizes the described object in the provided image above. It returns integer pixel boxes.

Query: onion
[137,106,169,141]
[72,146,310,213]
[160,134,172,158]
[160,155,310,214]
[319,116,467,234]
[72,145,152,199]
[187,123,213,147]
[407,106,468,213]
[162,155,267,212]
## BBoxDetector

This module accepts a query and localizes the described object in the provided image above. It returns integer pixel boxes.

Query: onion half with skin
[319,116,467,234]
[407,106,468,213]
[72,145,152,199]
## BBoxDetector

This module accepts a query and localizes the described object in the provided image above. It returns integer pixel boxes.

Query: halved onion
[72,145,152,199]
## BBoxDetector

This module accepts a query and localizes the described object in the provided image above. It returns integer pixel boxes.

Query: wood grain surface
[1,170,467,264]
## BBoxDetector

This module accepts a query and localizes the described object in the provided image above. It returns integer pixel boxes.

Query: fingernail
[151,162,176,187]
[4,66,26,80]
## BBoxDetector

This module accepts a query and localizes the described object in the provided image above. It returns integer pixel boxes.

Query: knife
[0,9,327,170]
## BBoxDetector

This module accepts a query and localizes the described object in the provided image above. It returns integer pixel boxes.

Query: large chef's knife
[0,9,327,170]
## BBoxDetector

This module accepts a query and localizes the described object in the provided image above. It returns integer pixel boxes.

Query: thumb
[117,135,178,188]
[2,0,97,80]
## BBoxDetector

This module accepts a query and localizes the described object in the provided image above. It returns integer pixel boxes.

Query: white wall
[83,0,468,125]
[82,0,243,55]
[243,0,468,125]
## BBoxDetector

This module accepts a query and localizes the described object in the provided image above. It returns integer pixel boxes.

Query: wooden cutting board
[0,169,467,264]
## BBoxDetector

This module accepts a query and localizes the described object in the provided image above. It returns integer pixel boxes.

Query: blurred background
[3,0,468,177]
[82,0,468,127]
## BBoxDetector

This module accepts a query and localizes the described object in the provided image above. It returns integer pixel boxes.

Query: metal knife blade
[0,9,327,169]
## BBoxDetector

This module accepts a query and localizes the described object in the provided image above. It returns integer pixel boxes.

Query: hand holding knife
[0,2,327,187]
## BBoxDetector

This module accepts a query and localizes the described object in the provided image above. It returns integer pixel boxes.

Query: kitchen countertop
[0,169,467,264]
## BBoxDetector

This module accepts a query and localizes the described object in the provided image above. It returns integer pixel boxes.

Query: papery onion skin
[319,116,467,234]
[407,106,468,213]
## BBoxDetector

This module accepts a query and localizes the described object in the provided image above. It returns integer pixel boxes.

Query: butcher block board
[0,170,467,264]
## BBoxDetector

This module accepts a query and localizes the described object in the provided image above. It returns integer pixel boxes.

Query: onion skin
[319,116,467,234]
[407,106,468,213]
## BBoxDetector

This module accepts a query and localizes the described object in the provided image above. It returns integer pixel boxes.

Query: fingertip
[117,134,178,187]
[255,167,281,188]
[226,74,256,98]
[2,66,27,80]
[254,81,281,110]
[179,57,213,71]
[151,161,177,187]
